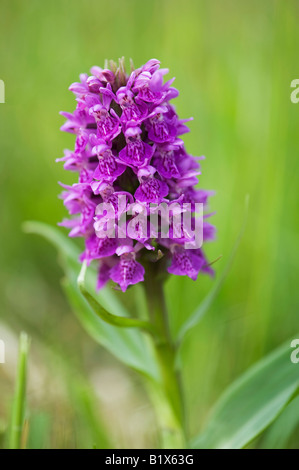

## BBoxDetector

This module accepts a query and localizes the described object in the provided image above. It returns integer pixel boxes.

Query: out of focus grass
[0,0,298,448]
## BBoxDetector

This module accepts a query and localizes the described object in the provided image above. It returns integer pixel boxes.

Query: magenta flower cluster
[58,59,215,291]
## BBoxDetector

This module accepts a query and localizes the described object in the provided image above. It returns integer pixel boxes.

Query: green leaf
[176,195,249,344]
[62,279,159,380]
[191,337,299,449]
[8,332,30,449]
[24,221,159,381]
[259,395,299,449]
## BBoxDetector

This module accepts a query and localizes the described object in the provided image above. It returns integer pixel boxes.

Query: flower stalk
[143,265,186,448]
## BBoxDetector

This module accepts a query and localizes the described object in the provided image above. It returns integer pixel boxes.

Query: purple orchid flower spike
[58,58,215,291]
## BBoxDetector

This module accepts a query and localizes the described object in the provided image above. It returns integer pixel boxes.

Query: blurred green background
[0,0,298,448]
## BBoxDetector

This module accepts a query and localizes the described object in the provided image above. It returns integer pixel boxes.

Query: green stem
[144,269,186,449]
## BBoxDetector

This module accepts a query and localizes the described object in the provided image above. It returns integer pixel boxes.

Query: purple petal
[110,253,145,292]
[167,246,205,281]
[135,177,169,204]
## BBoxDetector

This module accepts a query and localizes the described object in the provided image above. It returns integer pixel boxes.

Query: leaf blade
[191,337,299,449]
[9,332,30,449]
